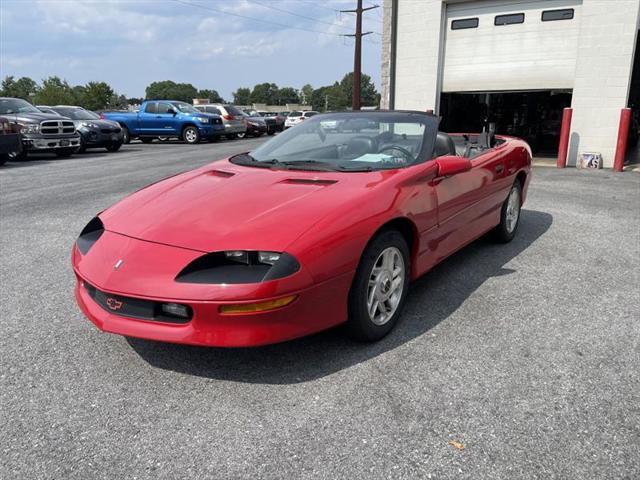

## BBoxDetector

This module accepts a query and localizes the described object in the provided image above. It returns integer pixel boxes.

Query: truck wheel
[121,126,130,144]
[237,132,246,139]
[55,148,76,158]
[8,150,26,161]
[183,126,200,144]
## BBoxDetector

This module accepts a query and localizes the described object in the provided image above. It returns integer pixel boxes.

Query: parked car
[51,106,124,152]
[284,110,319,129]
[194,104,246,139]
[0,97,80,159]
[101,100,224,144]
[71,110,532,347]
[36,106,63,116]
[257,111,285,134]
[0,115,22,166]
[238,112,267,138]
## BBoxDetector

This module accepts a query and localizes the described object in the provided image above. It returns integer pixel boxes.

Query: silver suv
[195,104,246,139]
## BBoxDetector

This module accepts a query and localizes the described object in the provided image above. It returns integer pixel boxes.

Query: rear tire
[183,126,200,144]
[347,230,410,342]
[492,180,522,243]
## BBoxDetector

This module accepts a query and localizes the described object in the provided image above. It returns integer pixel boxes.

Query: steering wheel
[378,145,414,163]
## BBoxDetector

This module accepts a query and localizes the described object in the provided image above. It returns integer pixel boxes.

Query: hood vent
[280,178,337,186]
[207,169,235,178]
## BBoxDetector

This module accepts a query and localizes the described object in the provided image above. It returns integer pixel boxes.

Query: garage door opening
[439,90,572,156]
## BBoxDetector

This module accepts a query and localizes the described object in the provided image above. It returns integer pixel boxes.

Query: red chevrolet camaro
[72,111,531,347]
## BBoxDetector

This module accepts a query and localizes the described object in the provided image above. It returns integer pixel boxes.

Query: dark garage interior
[439,90,573,156]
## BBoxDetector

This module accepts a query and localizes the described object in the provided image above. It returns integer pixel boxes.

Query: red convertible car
[72,111,531,347]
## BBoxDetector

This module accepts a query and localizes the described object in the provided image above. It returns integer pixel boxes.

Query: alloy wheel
[366,247,405,326]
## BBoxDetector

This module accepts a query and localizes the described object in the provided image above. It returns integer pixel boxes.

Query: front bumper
[199,124,225,138]
[22,133,81,152]
[74,270,351,347]
[223,124,247,135]
[79,128,124,147]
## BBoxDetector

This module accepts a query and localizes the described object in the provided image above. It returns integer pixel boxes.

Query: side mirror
[435,155,472,177]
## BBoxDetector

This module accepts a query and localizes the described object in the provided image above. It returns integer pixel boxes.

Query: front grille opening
[84,283,193,324]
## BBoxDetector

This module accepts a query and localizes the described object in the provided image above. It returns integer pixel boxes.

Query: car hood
[6,112,71,123]
[100,159,381,253]
[75,119,120,128]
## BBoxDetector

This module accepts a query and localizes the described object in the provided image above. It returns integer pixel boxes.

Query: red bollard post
[557,108,573,168]
[613,108,632,172]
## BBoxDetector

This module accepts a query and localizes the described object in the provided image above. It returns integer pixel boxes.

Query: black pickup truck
[0,97,80,159]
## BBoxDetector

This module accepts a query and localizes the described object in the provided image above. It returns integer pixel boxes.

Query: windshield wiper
[279,160,340,171]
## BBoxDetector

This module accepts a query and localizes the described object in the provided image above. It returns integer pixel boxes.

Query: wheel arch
[369,217,420,276]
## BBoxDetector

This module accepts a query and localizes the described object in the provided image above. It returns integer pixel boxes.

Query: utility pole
[341,0,378,110]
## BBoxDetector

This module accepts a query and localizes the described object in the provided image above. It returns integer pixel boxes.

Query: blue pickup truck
[101,100,224,144]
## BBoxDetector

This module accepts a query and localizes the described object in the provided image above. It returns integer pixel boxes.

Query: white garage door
[442,0,582,92]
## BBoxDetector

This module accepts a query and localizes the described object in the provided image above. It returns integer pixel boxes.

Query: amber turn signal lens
[219,295,297,315]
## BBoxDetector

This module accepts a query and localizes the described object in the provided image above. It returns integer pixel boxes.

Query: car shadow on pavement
[127,209,553,384]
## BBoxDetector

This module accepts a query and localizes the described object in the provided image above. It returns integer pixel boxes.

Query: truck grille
[41,120,75,135]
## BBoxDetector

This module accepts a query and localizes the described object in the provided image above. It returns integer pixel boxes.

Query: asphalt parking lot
[1,141,639,479]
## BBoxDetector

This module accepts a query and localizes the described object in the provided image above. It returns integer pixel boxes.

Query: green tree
[233,87,251,105]
[197,89,224,103]
[72,85,87,105]
[276,87,299,105]
[1,76,39,100]
[33,76,76,106]
[338,72,379,108]
[109,94,129,110]
[249,83,279,105]
[300,84,314,105]
[145,80,198,102]
[80,81,114,110]
[311,84,343,112]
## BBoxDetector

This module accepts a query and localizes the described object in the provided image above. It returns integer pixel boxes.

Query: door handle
[495,164,504,174]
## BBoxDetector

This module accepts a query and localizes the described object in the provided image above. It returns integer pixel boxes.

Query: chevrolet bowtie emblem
[114,259,124,270]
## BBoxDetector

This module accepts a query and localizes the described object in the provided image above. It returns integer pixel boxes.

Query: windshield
[53,108,100,120]
[232,112,439,172]
[171,102,200,114]
[0,98,41,114]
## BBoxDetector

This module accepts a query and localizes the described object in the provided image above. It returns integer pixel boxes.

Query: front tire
[121,126,130,144]
[493,180,522,243]
[183,126,200,144]
[347,230,410,342]
[106,142,122,152]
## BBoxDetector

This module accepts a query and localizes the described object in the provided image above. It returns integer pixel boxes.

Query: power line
[245,0,351,31]
[171,0,343,37]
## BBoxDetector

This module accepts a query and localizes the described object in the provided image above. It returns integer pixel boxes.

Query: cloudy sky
[0,0,383,99]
